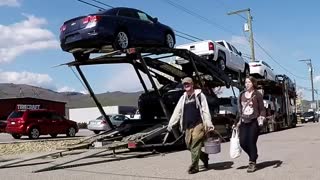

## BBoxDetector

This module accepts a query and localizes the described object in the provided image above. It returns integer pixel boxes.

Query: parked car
[301,111,318,123]
[88,114,163,135]
[88,114,129,134]
[60,7,176,61]
[6,110,78,139]
[249,60,275,81]
[175,40,249,79]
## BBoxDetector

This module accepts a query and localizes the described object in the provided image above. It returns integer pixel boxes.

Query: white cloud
[0,71,52,86]
[104,66,151,92]
[57,86,76,93]
[0,0,21,7]
[314,75,320,83]
[0,14,59,63]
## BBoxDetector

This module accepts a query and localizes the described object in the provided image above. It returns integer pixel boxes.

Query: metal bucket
[204,137,221,154]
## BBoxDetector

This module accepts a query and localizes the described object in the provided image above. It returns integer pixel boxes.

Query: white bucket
[204,137,221,154]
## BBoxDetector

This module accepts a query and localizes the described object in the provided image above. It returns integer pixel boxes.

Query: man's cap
[182,77,193,84]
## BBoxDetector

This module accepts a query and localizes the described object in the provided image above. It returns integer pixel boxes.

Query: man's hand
[208,126,215,132]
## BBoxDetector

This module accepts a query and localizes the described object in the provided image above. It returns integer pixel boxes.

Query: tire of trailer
[93,130,100,135]
[114,30,130,50]
[165,32,175,48]
[73,52,90,61]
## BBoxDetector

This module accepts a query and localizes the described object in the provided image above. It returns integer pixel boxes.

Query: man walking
[167,77,214,174]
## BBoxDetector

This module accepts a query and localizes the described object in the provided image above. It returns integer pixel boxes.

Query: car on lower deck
[60,7,176,61]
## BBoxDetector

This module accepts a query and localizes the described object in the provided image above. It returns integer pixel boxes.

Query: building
[0,97,66,120]
[69,106,137,123]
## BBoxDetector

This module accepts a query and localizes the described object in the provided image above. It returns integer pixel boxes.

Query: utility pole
[299,59,315,108]
[228,8,255,62]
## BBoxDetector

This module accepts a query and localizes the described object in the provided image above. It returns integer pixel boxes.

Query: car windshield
[8,111,24,118]
[303,112,314,117]
[96,115,111,120]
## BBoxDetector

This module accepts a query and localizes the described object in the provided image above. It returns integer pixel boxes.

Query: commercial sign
[16,104,41,110]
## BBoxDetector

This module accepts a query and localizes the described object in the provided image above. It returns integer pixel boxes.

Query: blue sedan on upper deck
[60,7,176,61]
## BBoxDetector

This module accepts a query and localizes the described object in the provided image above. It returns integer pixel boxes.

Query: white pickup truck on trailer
[176,40,249,78]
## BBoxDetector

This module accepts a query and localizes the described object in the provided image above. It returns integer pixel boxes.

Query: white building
[68,106,137,123]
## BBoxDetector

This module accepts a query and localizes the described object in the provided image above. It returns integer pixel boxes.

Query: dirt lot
[0,123,320,180]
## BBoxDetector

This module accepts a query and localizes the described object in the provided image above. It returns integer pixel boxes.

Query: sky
[0,0,320,100]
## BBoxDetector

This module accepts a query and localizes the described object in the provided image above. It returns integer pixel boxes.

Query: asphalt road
[0,129,94,143]
[1,123,320,180]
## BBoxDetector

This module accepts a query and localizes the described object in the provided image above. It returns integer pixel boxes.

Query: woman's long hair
[247,76,258,90]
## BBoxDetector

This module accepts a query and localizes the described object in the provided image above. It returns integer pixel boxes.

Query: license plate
[65,34,81,44]
[11,122,15,125]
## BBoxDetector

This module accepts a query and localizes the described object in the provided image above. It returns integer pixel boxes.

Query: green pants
[185,123,207,170]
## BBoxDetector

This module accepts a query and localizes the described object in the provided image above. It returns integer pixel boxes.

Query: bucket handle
[206,130,227,142]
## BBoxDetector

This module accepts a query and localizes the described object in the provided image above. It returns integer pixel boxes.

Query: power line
[175,34,197,42]
[253,39,309,80]
[174,30,203,41]
[90,0,113,8]
[77,0,105,10]
[215,0,247,20]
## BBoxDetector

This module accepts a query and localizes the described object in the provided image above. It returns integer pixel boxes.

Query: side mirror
[153,17,158,23]
[239,52,242,56]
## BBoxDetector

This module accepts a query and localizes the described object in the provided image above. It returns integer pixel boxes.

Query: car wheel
[264,71,268,80]
[217,58,226,71]
[12,134,21,139]
[29,127,40,139]
[73,52,90,61]
[66,127,76,137]
[93,130,100,135]
[114,31,129,50]
[50,134,57,138]
[165,33,175,48]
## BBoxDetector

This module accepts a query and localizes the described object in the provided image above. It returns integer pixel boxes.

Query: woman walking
[235,76,266,173]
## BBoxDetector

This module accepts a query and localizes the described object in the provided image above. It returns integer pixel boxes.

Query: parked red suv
[6,109,78,139]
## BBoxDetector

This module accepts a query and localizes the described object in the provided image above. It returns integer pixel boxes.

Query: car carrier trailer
[257,75,297,133]
[0,47,245,173]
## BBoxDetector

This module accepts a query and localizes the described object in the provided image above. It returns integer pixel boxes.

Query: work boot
[247,161,257,173]
[188,166,199,174]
